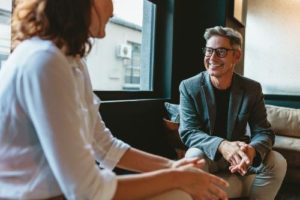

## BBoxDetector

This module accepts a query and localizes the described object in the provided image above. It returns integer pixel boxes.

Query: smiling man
[179,26,287,199]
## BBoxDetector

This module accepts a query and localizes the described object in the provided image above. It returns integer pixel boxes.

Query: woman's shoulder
[15,37,64,60]
[0,37,74,88]
[11,37,69,72]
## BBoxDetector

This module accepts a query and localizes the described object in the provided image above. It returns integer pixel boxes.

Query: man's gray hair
[204,26,243,49]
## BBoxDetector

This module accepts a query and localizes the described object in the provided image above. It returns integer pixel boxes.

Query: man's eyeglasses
[202,47,236,58]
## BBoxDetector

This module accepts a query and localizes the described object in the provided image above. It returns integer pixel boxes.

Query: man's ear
[234,49,242,64]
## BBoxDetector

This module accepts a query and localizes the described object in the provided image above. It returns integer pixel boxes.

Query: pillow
[266,104,300,137]
[162,118,186,158]
[164,102,180,123]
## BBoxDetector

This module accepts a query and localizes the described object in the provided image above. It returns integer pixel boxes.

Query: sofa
[163,102,300,183]
[266,104,300,183]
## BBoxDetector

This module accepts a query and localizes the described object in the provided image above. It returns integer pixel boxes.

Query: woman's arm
[117,147,203,172]
[113,166,229,200]
[117,148,172,172]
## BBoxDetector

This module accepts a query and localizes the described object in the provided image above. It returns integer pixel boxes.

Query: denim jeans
[185,148,287,200]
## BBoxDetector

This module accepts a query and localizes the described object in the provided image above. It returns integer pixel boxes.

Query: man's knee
[263,150,287,178]
[185,148,209,171]
[185,147,205,159]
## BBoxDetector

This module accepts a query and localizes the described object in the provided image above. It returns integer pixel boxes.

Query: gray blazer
[179,71,274,162]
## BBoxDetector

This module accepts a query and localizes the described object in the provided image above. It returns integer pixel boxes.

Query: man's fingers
[237,141,247,147]
[240,158,249,175]
[229,165,238,173]
[230,154,241,166]
[237,150,250,164]
[230,159,248,175]
[229,164,243,174]
[230,166,246,175]
[240,145,247,151]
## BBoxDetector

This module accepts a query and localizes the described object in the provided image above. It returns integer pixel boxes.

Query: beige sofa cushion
[274,135,300,152]
[273,135,300,167]
[266,104,300,137]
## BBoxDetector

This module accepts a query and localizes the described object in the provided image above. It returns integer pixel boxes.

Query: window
[86,0,155,91]
[0,0,12,70]
[244,0,300,95]
[123,42,141,90]
[3,0,173,100]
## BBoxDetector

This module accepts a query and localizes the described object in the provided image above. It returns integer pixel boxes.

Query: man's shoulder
[234,73,261,89]
[179,72,210,96]
[181,71,207,86]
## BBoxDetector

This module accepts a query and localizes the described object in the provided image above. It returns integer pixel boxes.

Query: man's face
[204,35,241,79]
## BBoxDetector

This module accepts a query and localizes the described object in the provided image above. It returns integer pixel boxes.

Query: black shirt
[213,86,231,139]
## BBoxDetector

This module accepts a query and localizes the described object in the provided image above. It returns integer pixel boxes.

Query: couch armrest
[266,105,300,138]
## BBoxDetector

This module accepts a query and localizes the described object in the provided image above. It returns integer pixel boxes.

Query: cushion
[273,135,300,167]
[266,105,300,137]
[273,135,300,152]
[162,118,186,149]
[163,103,185,158]
[164,102,180,123]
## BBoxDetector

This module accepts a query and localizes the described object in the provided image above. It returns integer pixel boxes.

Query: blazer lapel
[227,74,244,140]
[201,73,216,135]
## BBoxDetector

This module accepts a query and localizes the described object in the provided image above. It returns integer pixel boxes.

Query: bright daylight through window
[86,0,155,91]
[0,0,155,92]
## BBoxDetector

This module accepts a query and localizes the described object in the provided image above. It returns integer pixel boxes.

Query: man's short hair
[204,26,243,49]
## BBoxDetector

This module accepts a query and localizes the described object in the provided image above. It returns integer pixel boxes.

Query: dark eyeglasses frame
[202,47,236,58]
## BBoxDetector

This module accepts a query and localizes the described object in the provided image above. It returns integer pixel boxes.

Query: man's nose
[210,50,219,59]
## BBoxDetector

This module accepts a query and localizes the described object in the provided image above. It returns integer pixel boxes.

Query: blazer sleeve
[248,83,275,164]
[179,81,224,161]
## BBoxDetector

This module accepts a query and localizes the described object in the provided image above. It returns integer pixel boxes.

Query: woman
[0,0,228,199]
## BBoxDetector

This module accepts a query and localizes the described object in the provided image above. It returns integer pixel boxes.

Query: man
[179,26,287,199]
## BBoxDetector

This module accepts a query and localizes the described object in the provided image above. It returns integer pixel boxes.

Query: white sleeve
[91,111,130,169]
[17,49,117,200]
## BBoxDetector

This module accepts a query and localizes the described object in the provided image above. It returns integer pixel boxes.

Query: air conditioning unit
[116,44,132,59]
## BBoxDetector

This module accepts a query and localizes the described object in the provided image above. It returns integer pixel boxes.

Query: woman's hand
[177,165,229,200]
[171,157,206,169]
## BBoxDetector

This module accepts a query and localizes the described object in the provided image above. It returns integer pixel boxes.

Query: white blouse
[0,37,130,200]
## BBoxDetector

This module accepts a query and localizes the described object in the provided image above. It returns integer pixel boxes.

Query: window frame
[94,0,175,101]
[5,0,175,101]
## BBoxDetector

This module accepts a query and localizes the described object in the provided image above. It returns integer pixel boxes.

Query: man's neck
[210,75,233,90]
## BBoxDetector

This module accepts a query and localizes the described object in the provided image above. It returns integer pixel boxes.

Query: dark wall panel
[100,100,177,159]
[171,0,227,103]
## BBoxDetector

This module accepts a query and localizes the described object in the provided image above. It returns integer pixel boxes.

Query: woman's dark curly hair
[12,0,93,57]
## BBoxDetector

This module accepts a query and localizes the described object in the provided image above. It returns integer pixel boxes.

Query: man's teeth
[210,64,221,67]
